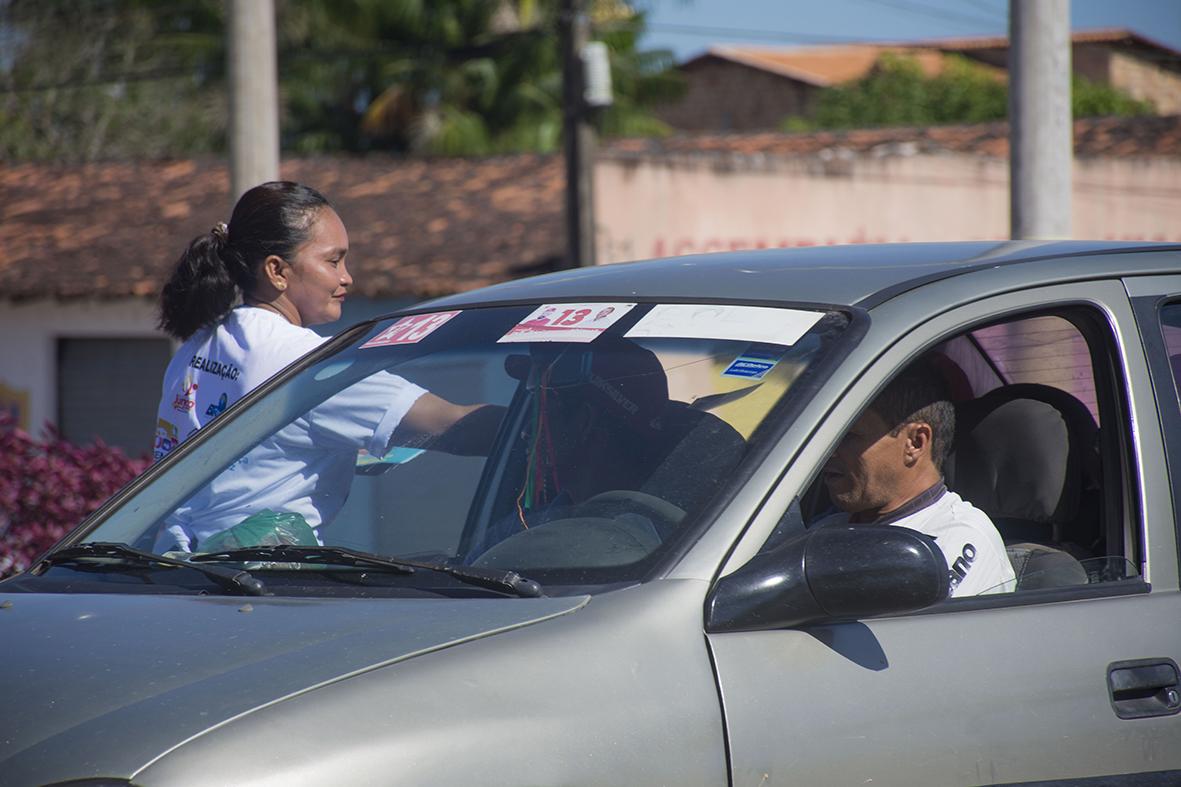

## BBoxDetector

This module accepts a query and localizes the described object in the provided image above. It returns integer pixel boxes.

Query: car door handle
[1107,659,1181,719]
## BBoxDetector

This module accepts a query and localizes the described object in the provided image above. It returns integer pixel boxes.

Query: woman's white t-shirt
[153,307,425,550]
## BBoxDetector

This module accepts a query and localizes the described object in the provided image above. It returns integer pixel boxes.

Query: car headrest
[948,384,1097,526]
[641,402,747,514]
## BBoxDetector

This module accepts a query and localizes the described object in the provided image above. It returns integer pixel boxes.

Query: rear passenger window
[1159,304,1181,407]
[936,312,1133,590]
[934,315,1099,423]
[803,307,1140,598]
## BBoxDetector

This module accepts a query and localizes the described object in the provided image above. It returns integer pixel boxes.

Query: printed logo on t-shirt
[153,418,179,461]
[189,355,241,381]
[947,542,977,591]
[171,375,199,413]
[205,392,229,418]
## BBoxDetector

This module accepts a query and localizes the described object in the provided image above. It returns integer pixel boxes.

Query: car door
[706,276,1181,786]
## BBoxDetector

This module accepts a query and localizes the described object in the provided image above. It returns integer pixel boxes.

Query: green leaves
[790,51,1155,132]
[0,0,677,160]
[0,0,227,161]
[1071,74,1154,118]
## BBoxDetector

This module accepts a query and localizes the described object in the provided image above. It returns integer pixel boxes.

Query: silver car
[4,241,1181,786]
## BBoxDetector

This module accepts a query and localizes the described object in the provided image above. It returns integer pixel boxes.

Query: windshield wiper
[189,545,416,575]
[190,546,543,598]
[34,542,267,597]
[403,561,543,598]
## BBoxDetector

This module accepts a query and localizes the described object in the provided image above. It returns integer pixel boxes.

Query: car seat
[945,383,1100,590]
[637,402,747,535]
[1003,541,1090,590]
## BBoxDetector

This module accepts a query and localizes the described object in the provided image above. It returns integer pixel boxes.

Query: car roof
[416,241,1180,312]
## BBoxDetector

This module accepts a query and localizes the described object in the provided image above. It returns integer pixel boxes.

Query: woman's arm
[391,393,506,456]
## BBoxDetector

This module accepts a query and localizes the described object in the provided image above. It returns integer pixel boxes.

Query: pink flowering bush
[0,415,148,578]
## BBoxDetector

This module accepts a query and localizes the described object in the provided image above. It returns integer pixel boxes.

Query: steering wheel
[576,490,687,535]
[473,515,661,571]
[471,490,686,571]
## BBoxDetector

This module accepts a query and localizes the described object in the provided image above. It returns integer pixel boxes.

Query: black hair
[868,357,956,471]
[157,181,331,340]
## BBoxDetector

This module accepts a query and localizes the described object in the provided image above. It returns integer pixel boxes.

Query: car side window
[802,307,1140,598]
[1158,303,1181,409]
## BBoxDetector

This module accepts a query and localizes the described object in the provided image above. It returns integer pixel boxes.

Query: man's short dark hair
[868,358,955,471]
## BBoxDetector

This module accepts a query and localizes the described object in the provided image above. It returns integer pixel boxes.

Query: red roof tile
[0,154,565,302]
[697,45,1000,87]
[685,28,1181,86]
[2,115,1177,302]
[911,27,1181,59]
[604,115,1181,160]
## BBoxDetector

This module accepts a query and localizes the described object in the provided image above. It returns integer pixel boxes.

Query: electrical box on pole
[583,41,614,109]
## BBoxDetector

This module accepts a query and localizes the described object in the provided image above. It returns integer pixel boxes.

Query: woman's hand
[392,394,506,456]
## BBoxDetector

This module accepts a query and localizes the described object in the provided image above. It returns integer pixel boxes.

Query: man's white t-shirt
[153,307,425,550]
[814,486,1017,597]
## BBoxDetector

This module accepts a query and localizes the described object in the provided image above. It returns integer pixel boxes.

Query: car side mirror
[706,525,949,632]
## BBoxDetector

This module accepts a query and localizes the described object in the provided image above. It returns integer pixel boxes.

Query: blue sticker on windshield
[723,351,781,379]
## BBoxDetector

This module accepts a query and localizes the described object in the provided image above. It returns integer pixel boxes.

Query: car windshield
[68,302,848,596]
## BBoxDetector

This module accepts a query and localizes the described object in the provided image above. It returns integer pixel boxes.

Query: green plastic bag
[199,509,319,552]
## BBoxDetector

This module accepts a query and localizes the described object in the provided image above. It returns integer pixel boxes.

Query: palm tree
[0,0,682,160]
[281,0,682,156]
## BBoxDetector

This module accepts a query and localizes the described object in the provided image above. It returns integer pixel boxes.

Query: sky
[638,0,1181,61]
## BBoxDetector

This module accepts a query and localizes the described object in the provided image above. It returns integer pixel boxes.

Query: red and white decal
[361,311,461,348]
[498,303,636,343]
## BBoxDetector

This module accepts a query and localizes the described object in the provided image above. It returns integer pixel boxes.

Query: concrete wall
[594,149,1181,264]
[0,298,162,434]
[1109,49,1181,114]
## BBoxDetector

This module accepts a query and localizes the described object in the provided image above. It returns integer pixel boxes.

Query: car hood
[0,591,587,780]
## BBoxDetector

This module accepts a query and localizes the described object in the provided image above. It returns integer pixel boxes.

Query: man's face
[822,408,913,520]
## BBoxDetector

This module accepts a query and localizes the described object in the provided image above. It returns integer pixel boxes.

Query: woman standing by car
[153,181,486,550]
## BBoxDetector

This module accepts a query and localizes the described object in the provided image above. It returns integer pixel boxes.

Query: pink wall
[594,151,1181,264]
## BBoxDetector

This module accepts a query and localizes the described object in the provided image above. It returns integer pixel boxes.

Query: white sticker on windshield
[498,303,636,343]
[625,304,822,346]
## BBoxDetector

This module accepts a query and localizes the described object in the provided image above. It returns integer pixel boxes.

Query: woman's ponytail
[157,227,241,340]
[157,182,331,340]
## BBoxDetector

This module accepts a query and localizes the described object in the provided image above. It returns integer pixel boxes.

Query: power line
[855,0,1005,30]
[962,0,1008,22]
[643,19,1179,66]
[643,23,905,45]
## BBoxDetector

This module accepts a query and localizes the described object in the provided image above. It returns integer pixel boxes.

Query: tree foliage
[0,0,681,160]
[784,52,1156,132]
[279,0,681,155]
[0,0,227,161]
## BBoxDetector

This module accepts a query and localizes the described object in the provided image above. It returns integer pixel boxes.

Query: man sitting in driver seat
[814,359,1016,597]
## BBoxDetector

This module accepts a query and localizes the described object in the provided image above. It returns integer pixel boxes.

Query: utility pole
[228,0,280,204]
[1009,0,1072,239]
[560,0,596,267]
